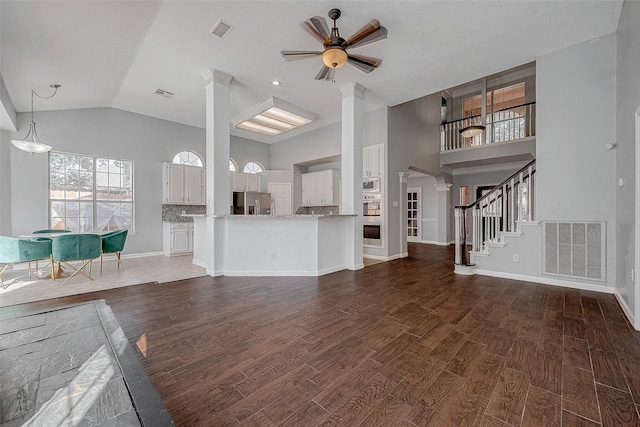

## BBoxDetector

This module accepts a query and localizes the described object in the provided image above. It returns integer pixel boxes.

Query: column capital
[398,172,409,183]
[340,82,366,100]
[434,183,453,191]
[203,69,233,86]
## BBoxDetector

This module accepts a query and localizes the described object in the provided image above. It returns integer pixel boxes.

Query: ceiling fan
[281,8,388,81]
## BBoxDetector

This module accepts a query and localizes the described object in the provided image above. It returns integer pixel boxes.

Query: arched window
[243,161,264,174]
[173,151,203,167]
[229,158,238,172]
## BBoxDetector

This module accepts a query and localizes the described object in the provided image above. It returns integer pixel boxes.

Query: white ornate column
[435,182,453,245]
[399,172,409,257]
[340,82,365,270]
[203,69,232,276]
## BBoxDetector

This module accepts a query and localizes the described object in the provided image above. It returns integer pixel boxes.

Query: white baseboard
[364,253,406,262]
[436,241,454,246]
[224,270,322,277]
[206,268,223,277]
[615,292,639,331]
[420,240,437,245]
[192,259,207,268]
[473,269,615,294]
[113,251,164,260]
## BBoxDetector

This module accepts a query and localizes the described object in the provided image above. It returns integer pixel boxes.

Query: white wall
[8,107,206,254]
[0,130,11,236]
[534,34,617,288]
[616,0,640,324]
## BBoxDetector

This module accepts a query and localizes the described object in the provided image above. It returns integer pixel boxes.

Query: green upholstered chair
[32,229,72,234]
[100,229,128,274]
[0,236,53,288]
[52,234,102,285]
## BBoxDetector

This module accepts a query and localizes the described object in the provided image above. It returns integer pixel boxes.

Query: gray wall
[616,1,640,318]
[535,33,617,288]
[0,130,11,236]
[387,93,444,257]
[231,135,270,172]
[8,107,206,254]
[451,165,525,206]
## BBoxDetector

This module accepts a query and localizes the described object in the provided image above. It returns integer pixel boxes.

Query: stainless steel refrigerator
[244,192,272,215]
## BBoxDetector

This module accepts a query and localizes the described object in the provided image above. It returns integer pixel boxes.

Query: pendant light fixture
[11,84,61,155]
[459,81,485,139]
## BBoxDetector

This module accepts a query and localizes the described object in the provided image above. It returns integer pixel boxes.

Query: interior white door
[269,183,292,216]
[407,188,421,242]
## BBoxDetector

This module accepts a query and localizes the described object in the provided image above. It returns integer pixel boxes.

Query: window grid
[49,152,134,233]
[243,161,264,174]
[173,151,203,167]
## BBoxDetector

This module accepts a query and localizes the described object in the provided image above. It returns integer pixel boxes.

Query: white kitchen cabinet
[230,172,261,192]
[301,169,339,206]
[163,223,193,256]
[163,162,206,205]
[163,163,185,204]
[363,145,382,178]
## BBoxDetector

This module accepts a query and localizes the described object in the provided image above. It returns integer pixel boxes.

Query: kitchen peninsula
[191,214,357,276]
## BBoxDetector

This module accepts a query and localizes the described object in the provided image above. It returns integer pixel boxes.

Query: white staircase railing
[454,159,536,266]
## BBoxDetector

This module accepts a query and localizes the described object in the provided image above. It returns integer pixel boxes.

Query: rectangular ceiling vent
[210,20,233,39]
[153,89,175,99]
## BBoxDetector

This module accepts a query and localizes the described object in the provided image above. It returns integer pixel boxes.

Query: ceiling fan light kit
[281,8,387,81]
[11,84,61,155]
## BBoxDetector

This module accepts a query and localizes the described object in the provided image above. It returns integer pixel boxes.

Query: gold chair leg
[50,256,55,281]
[117,252,123,270]
[100,253,103,275]
[89,259,92,277]
[28,261,31,279]
[59,260,94,285]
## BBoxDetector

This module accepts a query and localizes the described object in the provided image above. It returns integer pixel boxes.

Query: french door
[407,188,421,242]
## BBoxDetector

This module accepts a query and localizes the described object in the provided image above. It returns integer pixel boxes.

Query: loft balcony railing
[441,102,536,152]
[454,159,536,268]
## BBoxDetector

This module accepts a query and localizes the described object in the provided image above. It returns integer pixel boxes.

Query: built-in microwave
[363,178,380,192]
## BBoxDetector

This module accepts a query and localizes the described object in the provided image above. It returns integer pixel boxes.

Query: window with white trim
[229,158,238,171]
[49,152,134,232]
[243,161,264,174]
[173,151,203,167]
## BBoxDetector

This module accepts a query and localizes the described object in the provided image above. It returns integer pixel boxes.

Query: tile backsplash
[162,204,207,222]
[294,205,339,215]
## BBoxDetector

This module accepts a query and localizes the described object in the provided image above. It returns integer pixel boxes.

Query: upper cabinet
[162,162,206,205]
[301,169,339,207]
[363,145,382,178]
[230,172,260,192]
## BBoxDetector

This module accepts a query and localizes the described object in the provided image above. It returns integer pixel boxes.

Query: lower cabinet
[163,223,193,256]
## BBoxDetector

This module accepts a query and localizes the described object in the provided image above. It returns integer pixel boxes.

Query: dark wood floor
[3,243,640,426]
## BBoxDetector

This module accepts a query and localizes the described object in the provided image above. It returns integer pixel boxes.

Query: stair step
[500,231,523,238]
[487,241,506,248]
[469,250,490,258]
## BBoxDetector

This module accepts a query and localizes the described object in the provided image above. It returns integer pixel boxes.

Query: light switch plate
[393,201,398,207]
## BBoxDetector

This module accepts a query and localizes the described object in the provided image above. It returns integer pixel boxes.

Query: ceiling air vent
[210,19,233,39]
[153,89,175,99]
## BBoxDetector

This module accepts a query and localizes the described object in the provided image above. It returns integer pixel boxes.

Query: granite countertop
[208,214,357,218]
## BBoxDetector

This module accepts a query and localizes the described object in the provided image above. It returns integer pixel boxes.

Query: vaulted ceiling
[0,1,623,143]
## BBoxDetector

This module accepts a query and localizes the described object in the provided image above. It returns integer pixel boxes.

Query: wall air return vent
[543,221,605,282]
[153,89,175,99]
[210,20,233,39]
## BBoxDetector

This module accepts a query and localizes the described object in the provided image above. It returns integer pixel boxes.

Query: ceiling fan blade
[347,54,382,73]
[306,16,330,41]
[315,65,331,80]
[281,50,323,60]
[301,21,326,44]
[346,20,380,45]
[325,67,336,81]
[347,25,388,49]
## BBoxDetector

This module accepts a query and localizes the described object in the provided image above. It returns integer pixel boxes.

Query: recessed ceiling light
[271,80,281,86]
